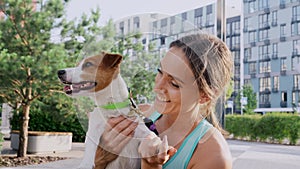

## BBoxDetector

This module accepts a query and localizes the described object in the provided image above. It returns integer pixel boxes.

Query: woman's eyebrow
[160,63,185,84]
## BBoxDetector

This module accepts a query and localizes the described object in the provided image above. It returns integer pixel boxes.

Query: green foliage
[10,93,93,142]
[226,114,300,145]
[235,84,257,114]
[0,0,101,147]
[0,120,3,151]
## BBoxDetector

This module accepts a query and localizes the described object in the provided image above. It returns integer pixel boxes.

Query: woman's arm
[94,116,138,169]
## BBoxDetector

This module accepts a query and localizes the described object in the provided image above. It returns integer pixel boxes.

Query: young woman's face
[153,47,200,116]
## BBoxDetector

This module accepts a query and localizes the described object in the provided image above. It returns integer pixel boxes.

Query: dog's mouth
[62,81,97,94]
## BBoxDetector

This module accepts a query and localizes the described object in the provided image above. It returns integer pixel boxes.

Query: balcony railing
[280,101,287,108]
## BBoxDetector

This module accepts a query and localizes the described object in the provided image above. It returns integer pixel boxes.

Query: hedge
[225,113,300,145]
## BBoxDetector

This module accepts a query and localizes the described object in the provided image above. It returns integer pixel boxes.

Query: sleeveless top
[148,111,213,169]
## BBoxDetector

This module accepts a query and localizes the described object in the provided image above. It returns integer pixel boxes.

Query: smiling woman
[94,33,233,169]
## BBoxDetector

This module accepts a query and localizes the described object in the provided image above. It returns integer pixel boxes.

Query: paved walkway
[1,140,84,169]
[2,139,300,169]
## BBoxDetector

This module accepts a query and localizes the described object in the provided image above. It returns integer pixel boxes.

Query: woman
[94,33,233,169]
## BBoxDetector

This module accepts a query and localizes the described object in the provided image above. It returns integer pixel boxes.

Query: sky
[66,0,242,26]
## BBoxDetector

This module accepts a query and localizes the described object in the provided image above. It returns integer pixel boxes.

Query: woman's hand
[94,116,138,169]
[139,135,177,168]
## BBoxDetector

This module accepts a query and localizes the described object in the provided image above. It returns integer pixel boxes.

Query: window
[194,7,203,28]
[259,93,270,105]
[259,45,270,60]
[249,1,256,13]
[259,61,271,73]
[273,76,279,90]
[292,6,300,21]
[133,17,140,31]
[244,18,249,31]
[245,48,252,60]
[259,13,269,29]
[249,62,256,74]
[259,29,269,41]
[259,77,271,92]
[293,40,300,54]
[249,31,256,43]
[233,21,240,34]
[258,0,269,10]
[272,11,277,25]
[281,91,287,102]
[280,24,286,37]
[292,56,300,70]
[170,16,175,34]
[293,74,300,90]
[292,22,300,35]
[119,22,124,35]
[281,58,287,71]
[160,18,168,35]
[272,43,278,55]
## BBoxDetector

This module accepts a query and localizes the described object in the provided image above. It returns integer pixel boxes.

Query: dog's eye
[83,62,93,69]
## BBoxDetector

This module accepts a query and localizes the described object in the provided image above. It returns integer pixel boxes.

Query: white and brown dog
[57,52,161,169]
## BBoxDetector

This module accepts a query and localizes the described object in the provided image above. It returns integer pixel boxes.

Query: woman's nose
[154,75,167,91]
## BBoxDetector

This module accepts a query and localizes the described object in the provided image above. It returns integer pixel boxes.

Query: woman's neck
[156,109,203,147]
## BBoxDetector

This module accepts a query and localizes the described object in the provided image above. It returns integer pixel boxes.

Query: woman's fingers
[139,134,177,166]
[100,116,138,154]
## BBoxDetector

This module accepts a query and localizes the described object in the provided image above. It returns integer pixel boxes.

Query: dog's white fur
[58,53,157,169]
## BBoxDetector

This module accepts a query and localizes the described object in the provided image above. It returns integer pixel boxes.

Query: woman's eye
[171,81,180,88]
[157,68,163,74]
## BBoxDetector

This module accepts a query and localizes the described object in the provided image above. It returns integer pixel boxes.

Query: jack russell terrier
[57,52,165,169]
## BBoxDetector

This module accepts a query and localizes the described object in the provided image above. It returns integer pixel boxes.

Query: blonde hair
[169,34,233,135]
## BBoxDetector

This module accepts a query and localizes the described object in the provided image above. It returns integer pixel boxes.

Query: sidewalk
[1,140,84,169]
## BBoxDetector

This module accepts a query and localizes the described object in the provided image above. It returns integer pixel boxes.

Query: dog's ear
[102,53,123,68]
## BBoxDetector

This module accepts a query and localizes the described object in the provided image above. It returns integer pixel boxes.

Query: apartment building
[243,0,300,112]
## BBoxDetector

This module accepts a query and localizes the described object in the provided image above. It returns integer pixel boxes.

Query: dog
[57,52,161,169]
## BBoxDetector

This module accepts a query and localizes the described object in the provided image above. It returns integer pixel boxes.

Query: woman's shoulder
[188,128,232,169]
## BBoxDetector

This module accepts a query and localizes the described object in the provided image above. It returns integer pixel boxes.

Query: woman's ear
[199,93,209,104]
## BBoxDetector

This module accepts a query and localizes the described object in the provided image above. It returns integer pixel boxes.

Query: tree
[235,84,257,114]
[0,0,100,157]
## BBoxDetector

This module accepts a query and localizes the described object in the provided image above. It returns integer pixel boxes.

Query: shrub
[225,113,300,145]
[10,93,92,142]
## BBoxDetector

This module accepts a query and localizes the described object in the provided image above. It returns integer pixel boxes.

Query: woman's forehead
[160,48,195,84]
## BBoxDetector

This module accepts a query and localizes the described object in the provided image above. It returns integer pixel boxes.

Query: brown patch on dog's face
[80,52,123,92]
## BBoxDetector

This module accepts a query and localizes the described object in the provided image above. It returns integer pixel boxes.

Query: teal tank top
[148,111,212,169]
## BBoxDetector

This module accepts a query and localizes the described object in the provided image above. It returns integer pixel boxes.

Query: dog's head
[57,52,123,96]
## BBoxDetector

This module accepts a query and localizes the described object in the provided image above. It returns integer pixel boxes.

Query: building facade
[243,0,300,112]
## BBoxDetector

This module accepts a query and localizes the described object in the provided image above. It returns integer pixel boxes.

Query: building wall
[243,0,300,111]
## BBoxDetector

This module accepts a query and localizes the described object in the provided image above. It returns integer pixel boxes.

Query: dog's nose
[57,70,66,79]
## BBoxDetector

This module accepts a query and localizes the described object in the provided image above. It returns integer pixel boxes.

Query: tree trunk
[17,67,32,157]
[17,104,30,157]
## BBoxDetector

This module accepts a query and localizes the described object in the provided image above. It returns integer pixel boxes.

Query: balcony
[260,88,271,94]
[292,51,299,57]
[280,70,287,76]
[280,36,286,42]
[272,88,279,93]
[279,3,285,9]
[292,16,300,24]
[250,73,256,78]
[259,102,271,108]
[250,42,256,47]
[293,86,300,91]
[263,8,270,14]
[271,21,277,27]
[259,23,270,30]
[272,54,278,60]
[260,55,271,62]
[264,39,270,45]
[280,101,287,108]
[264,72,271,77]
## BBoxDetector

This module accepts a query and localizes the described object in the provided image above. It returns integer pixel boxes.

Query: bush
[225,113,300,145]
[10,93,93,142]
